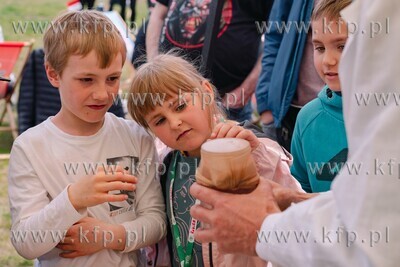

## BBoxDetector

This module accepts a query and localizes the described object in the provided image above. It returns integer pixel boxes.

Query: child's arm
[8,141,84,259]
[117,133,166,252]
[56,217,126,258]
[253,138,302,190]
[68,166,136,210]
[7,141,137,260]
[56,141,166,257]
[211,122,303,190]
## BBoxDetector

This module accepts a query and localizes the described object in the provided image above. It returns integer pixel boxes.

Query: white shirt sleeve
[256,192,353,266]
[257,0,400,265]
[8,140,87,260]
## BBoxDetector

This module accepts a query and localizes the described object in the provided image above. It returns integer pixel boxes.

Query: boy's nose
[92,84,109,101]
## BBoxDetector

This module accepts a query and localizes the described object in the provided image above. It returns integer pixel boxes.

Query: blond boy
[8,11,165,266]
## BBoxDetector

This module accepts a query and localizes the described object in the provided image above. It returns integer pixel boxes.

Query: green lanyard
[169,152,199,267]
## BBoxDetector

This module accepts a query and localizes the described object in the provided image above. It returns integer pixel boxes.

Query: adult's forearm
[146,3,168,61]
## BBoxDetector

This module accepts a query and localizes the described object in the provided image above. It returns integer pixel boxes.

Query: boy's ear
[45,62,60,88]
[201,80,214,97]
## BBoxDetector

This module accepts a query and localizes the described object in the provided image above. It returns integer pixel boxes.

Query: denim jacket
[255,0,315,127]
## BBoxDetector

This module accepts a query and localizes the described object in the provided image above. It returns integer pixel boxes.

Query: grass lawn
[0,131,13,154]
[0,0,148,264]
[0,0,149,49]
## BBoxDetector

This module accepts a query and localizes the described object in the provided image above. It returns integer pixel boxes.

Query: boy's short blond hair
[128,53,224,129]
[44,10,126,74]
[312,0,352,21]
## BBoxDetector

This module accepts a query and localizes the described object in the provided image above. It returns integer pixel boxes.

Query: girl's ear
[201,80,214,97]
[45,62,60,88]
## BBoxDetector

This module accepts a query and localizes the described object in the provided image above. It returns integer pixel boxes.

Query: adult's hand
[222,84,252,109]
[190,179,280,255]
[267,180,318,211]
[222,55,262,109]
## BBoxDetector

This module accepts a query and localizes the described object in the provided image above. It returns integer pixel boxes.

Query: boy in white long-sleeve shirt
[7,10,166,266]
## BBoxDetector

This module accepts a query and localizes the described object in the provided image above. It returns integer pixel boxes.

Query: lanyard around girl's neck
[169,152,199,267]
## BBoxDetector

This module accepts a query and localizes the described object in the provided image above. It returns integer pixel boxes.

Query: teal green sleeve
[290,122,312,193]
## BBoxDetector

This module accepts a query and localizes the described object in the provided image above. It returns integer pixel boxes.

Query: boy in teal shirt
[291,0,351,193]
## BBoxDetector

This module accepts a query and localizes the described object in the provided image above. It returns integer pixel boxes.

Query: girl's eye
[315,46,325,52]
[338,44,345,50]
[155,117,165,126]
[176,103,186,111]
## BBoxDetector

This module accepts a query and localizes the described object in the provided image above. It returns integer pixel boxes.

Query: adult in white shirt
[190,0,400,266]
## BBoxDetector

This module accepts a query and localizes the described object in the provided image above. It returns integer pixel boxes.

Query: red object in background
[0,42,26,99]
[0,41,33,139]
[67,0,83,11]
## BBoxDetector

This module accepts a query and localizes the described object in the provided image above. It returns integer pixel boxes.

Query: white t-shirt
[8,113,166,266]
